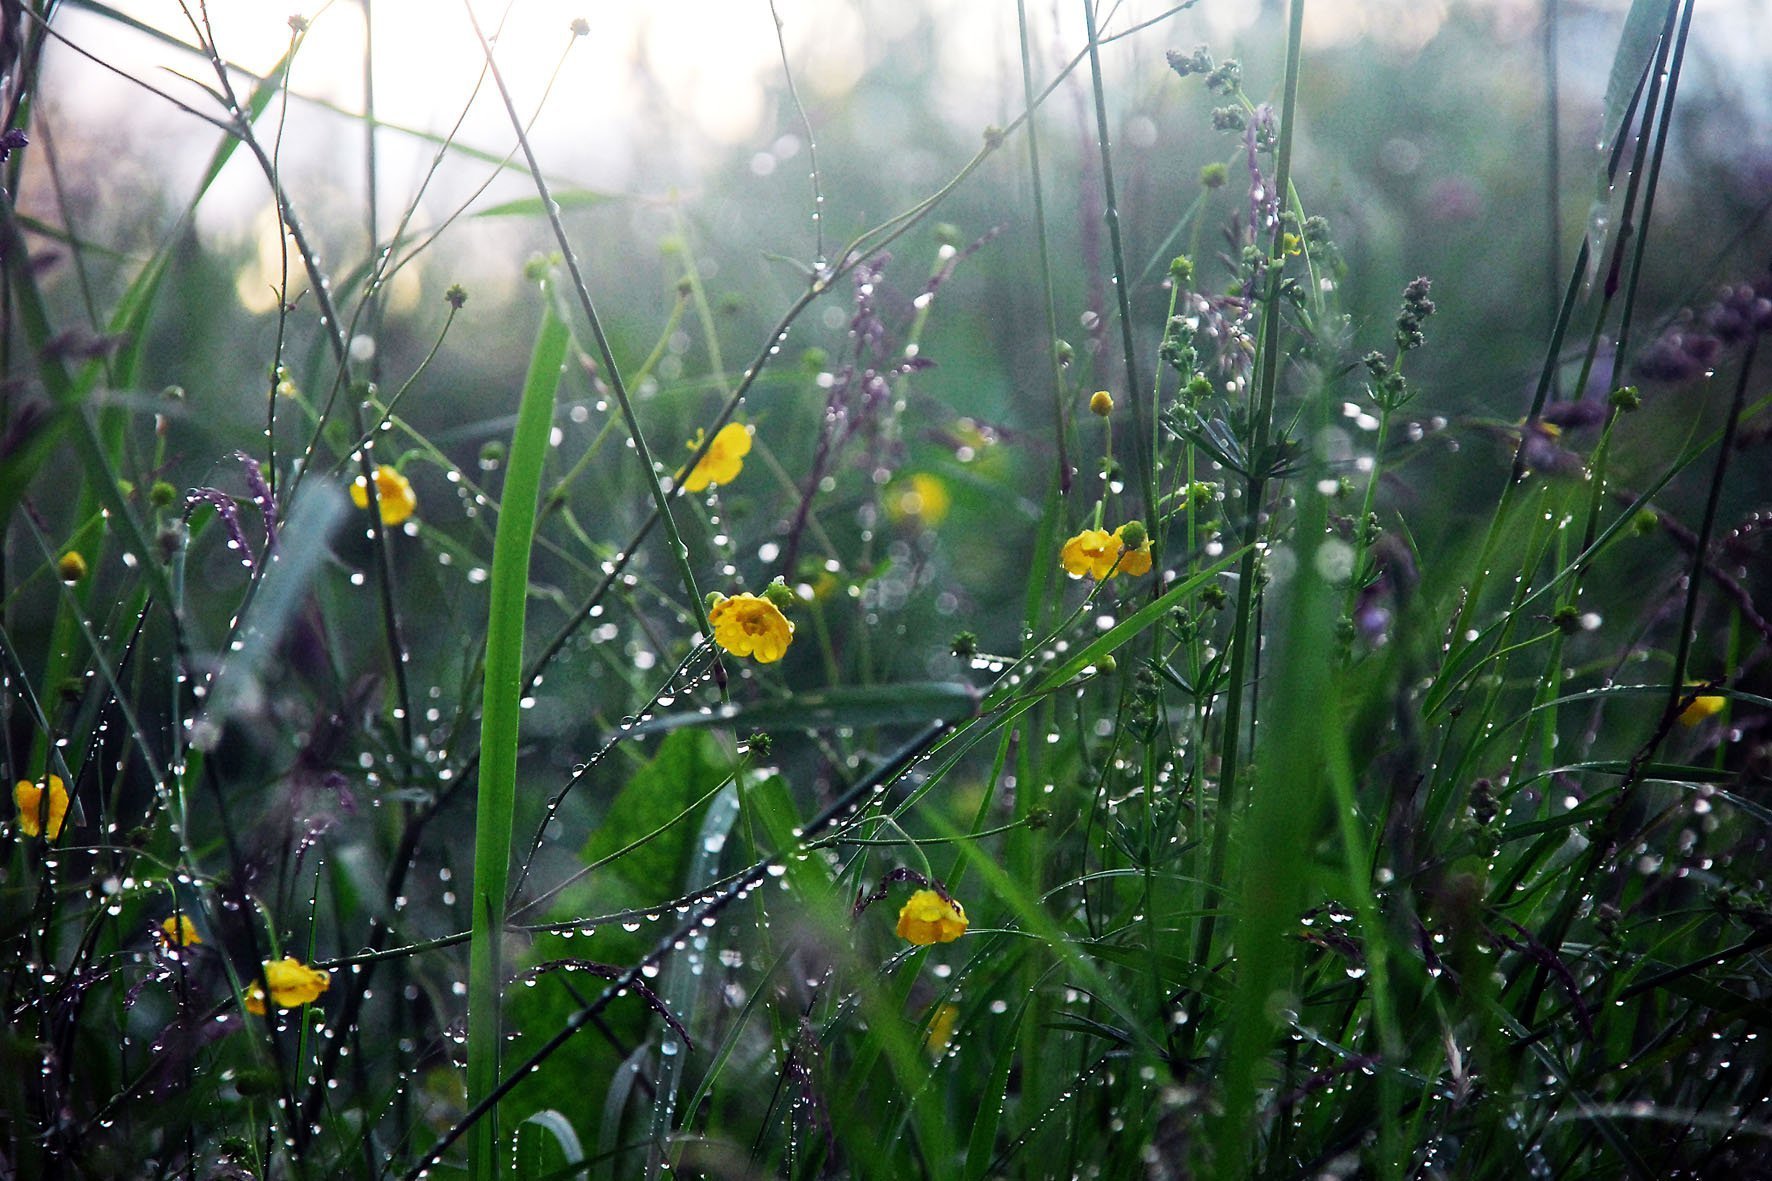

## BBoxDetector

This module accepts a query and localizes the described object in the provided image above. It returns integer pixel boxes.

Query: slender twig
[1081,0,1154,527]
[768,0,826,265]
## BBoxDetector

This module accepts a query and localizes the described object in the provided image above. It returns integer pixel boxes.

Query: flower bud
[762,578,797,612]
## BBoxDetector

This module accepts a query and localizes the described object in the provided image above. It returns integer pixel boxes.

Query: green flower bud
[762,577,797,611]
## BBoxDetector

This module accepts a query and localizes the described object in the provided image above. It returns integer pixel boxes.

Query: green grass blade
[1209,480,1335,1177]
[465,290,571,1180]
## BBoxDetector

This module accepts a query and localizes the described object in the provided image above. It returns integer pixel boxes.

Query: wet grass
[4,1,1770,1178]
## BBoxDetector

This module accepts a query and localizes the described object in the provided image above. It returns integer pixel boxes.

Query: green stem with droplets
[465,293,570,1181]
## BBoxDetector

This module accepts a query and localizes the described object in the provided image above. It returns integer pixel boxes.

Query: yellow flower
[160,914,202,946]
[1112,524,1152,577]
[350,465,418,526]
[1677,691,1726,727]
[896,888,968,946]
[1061,528,1119,580]
[923,1002,960,1057]
[244,957,330,1015]
[1089,390,1114,417]
[1061,525,1150,580]
[14,774,69,840]
[58,551,88,583]
[708,593,794,663]
[681,422,752,493]
[886,473,951,526]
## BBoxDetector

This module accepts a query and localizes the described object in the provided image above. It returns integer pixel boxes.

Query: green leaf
[1598,0,1676,175]
[473,190,619,219]
[466,291,571,1179]
[580,731,729,897]
[963,994,1028,1181]
[517,1109,585,1176]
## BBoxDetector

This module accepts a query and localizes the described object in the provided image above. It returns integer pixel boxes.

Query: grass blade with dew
[465,286,571,1180]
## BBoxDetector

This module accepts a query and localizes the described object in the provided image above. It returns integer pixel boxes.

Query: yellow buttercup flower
[350,465,418,526]
[1061,528,1119,580]
[1089,390,1115,417]
[1677,691,1726,727]
[160,914,202,946]
[681,422,752,493]
[58,551,88,583]
[886,473,951,526]
[923,1002,960,1057]
[708,593,794,663]
[14,774,69,840]
[244,957,330,1015]
[896,888,968,946]
[1061,523,1150,580]
[1112,524,1152,577]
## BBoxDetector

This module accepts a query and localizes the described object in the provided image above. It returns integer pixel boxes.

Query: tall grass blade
[465,290,571,1180]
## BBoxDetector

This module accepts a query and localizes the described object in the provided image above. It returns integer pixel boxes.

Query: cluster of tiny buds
[1396,276,1435,352]
[1164,46,1215,78]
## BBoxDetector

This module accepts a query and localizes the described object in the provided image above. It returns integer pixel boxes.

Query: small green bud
[1608,385,1641,412]
[762,577,796,611]
[1169,254,1194,285]
[1186,374,1214,401]
[1203,60,1241,94]
[1026,808,1051,830]
[150,481,178,508]
[744,731,773,758]
[1199,162,1228,189]
[233,1067,282,1097]
[1096,654,1117,674]
[950,631,978,658]
[1551,604,1581,635]
[1200,584,1228,610]
[444,284,468,310]
[1631,510,1659,537]
[934,223,963,248]
[1165,45,1214,78]
[1117,520,1148,550]
[675,276,695,298]
[704,590,727,611]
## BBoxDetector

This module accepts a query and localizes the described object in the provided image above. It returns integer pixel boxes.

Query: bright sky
[36,0,1768,311]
